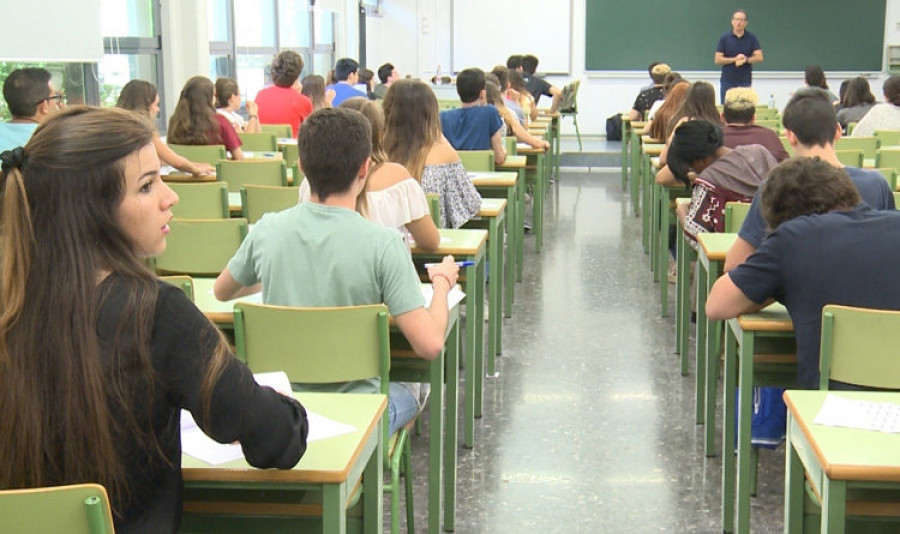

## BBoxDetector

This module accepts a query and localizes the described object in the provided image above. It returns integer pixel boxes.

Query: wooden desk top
[468,171,518,187]
[733,302,794,332]
[412,228,487,256]
[785,390,900,482]
[643,144,665,156]
[697,232,738,262]
[631,121,647,128]
[496,155,526,169]
[516,146,547,155]
[182,392,386,484]
[162,173,218,183]
[477,198,507,217]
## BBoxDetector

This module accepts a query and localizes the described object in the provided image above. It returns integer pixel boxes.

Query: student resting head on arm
[0,107,308,532]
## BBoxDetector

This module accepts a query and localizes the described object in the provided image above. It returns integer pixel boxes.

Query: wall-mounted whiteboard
[451,0,571,74]
[0,1,103,62]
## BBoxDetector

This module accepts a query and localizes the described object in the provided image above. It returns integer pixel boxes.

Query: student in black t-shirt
[628,63,671,121]
[522,54,562,113]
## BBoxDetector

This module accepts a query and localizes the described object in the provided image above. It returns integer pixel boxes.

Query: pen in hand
[424,261,475,268]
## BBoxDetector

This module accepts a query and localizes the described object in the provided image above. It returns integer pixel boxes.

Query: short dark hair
[214,78,239,108]
[334,58,360,82]
[782,88,837,147]
[377,63,394,84]
[270,51,304,87]
[884,76,900,106]
[297,108,372,201]
[722,87,757,124]
[760,157,860,230]
[491,66,510,90]
[804,65,829,90]
[667,119,724,185]
[521,55,539,75]
[456,68,486,103]
[509,70,526,92]
[3,68,51,118]
[506,55,523,70]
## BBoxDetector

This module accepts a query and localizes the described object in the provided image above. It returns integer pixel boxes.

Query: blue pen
[423,261,475,268]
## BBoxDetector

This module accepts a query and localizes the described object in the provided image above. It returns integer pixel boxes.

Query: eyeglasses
[732,17,747,22]
[37,93,64,106]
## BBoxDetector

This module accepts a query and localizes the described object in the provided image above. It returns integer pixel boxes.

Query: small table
[182,392,386,534]
[784,390,900,534]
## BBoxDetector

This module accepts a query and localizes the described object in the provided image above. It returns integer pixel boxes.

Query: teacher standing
[715,9,763,103]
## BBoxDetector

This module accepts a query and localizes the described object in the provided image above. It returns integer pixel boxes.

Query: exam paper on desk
[813,394,900,433]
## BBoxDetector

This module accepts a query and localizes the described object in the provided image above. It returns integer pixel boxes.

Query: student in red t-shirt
[167,76,244,160]
[255,51,314,137]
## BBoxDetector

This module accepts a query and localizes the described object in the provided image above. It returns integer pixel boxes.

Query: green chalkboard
[585,0,886,72]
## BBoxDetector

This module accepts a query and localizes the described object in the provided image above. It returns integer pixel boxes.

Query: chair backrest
[457,150,495,172]
[234,302,390,388]
[426,193,441,227]
[876,147,900,169]
[846,122,857,135]
[280,143,299,166]
[834,149,864,168]
[167,181,229,219]
[260,123,292,138]
[238,132,277,151]
[504,136,517,156]
[559,79,580,114]
[159,275,195,301]
[754,107,780,120]
[168,144,227,166]
[241,185,300,224]
[216,160,288,192]
[0,483,114,534]
[724,202,751,233]
[437,99,460,110]
[834,136,880,159]
[894,191,900,209]
[154,218,248,276]
[874,129,900,147]
[755,119,781,134]
[819,304,900,390]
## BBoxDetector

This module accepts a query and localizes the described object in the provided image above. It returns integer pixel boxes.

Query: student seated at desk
[215,77,260,134]
[836,76,875,132]
[521,54,562,113]
[627,63,670,122]
[383,79,482,229]
[484,79,549,151]
[707,157,900,388]
[215,108,459,436]
[851,75,900,137]
[167,76,244,160]
[0,67,62,153]
[300,74,335,111]
[0,107,308,533]
[720,87,789,162]
[508,70,538,123]
[298,97,441,252]
[326,57,367,107]
[644,79,689,142]
[439,68,507,166]
[117,80,215,175]
[255,51,314,137]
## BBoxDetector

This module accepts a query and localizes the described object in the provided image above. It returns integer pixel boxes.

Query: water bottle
[435,65,442,85]
[768,94,776,109]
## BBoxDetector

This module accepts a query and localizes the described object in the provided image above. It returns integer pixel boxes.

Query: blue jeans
[388,382,421,436]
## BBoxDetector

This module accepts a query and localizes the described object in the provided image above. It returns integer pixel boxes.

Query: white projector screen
[451,0,571,74]
[0,1,103,62]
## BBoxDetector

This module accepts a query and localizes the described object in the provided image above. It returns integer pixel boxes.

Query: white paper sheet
[813,394,900,433]
[421,285,466,310]
[206,287,263,304]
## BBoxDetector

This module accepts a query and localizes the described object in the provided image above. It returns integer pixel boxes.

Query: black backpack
[606,113,623,141]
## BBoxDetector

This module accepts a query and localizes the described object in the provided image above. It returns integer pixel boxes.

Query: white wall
[160,0,210,116]
[367,0,900,137]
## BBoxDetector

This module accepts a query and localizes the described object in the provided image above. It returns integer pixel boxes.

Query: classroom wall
[367,0,900,138]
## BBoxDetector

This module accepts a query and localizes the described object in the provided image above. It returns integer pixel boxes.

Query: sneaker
[667,259,677,284]
[523,221,533,233]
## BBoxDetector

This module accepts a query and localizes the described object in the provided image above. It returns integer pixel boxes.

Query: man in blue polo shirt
[0,68,61,153]
[440,67,506,165]
[326,58,367,107]
[714,9,763,103]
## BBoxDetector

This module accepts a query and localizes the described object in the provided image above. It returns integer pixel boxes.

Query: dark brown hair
[115,79,158,118]
[383,79,442,181]
[270,51,304,87]
[298,108,371,201]
[214,77,240,109]
[167,76,220,146]
[760,157,860,230]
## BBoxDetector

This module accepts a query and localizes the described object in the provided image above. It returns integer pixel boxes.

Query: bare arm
[655,165,679,186]
[706,273,765,320]
[244,101,261,133]
[490,130,507,165]
[723,236,757,273]
[392,256,460,360]
[748,49,763,64]
[213,267,262,301]
[154,134,214,175]
[509,115,550,150]
[549,91,562,114]
[405,215,441,252]
[714,51,734,66]
[230,147,245,160]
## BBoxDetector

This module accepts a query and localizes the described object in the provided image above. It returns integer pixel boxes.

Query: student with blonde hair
[720,87,789,161]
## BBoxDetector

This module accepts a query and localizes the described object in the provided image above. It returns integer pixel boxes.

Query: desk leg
[821,479,847,534]
[677,229,694,375]
[736,330,754,534]
[532,159,545,253]
[632,133,642,218]
[487,214,502,372]
[516,170,525,283]
[621,124,629,189]
[362,420,384,534]
[721,321,738,534]
[695,259,708,425]
[504,188,515,318]
[784,419,805,534]
[705,263,723,456]
[474,256,486,419]
[659,188,670,317]
[323,483,349,534]
[650,181,660,279]
[443,317,459,532]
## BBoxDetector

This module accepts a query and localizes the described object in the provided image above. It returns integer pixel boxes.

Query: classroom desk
[497,154,545,253]
[162,166,296,186]
[641,144,664,263]
[469,171,522,306]
[674,198,696,376]
[722,304,796,534]
[181,392,386,534]
[517,146,551,253]
[191,278,462,533]
[695,232,737,438]
[630,122,647,217]
[653,163,689,317]
[784,390,900,534]
[413,229,488,450]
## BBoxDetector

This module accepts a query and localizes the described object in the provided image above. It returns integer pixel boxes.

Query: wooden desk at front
[181,392,386,534]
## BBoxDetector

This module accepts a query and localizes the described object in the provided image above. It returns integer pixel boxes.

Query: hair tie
[0,147,26,173]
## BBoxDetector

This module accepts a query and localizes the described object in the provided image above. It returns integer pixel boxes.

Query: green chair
[425,193,441,227]
[820,305,900,390]
[167,181,229,219]
[260,123,292,138]
[558,79,582,151]
[241,185,300,224]
[457,150,495,172]
[755,119,782,134]
[780,136,794,157]
[835,149,864,168]
[876,147,900,169]
[168,144,227,166]
[754,107,780,120]
[216,160,288,193]
[154,218,248,276]
[238,132,277,151]
[835,136,880,160]
[874,130,900,148]
[233,302,415,534]
[437,99,460,110]
[0,483,114,534]
[724,202,752,233]
[847,122,858,135]
[280,143,299,166]
[504,136,517,156]
[894,191,900,208]
[159,274,195,300]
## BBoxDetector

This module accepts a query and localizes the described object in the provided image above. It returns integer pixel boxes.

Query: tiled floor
[401,169,787,533]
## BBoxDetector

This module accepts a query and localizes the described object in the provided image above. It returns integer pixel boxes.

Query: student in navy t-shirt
[439,68,506,165]
[725,88,895,273]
